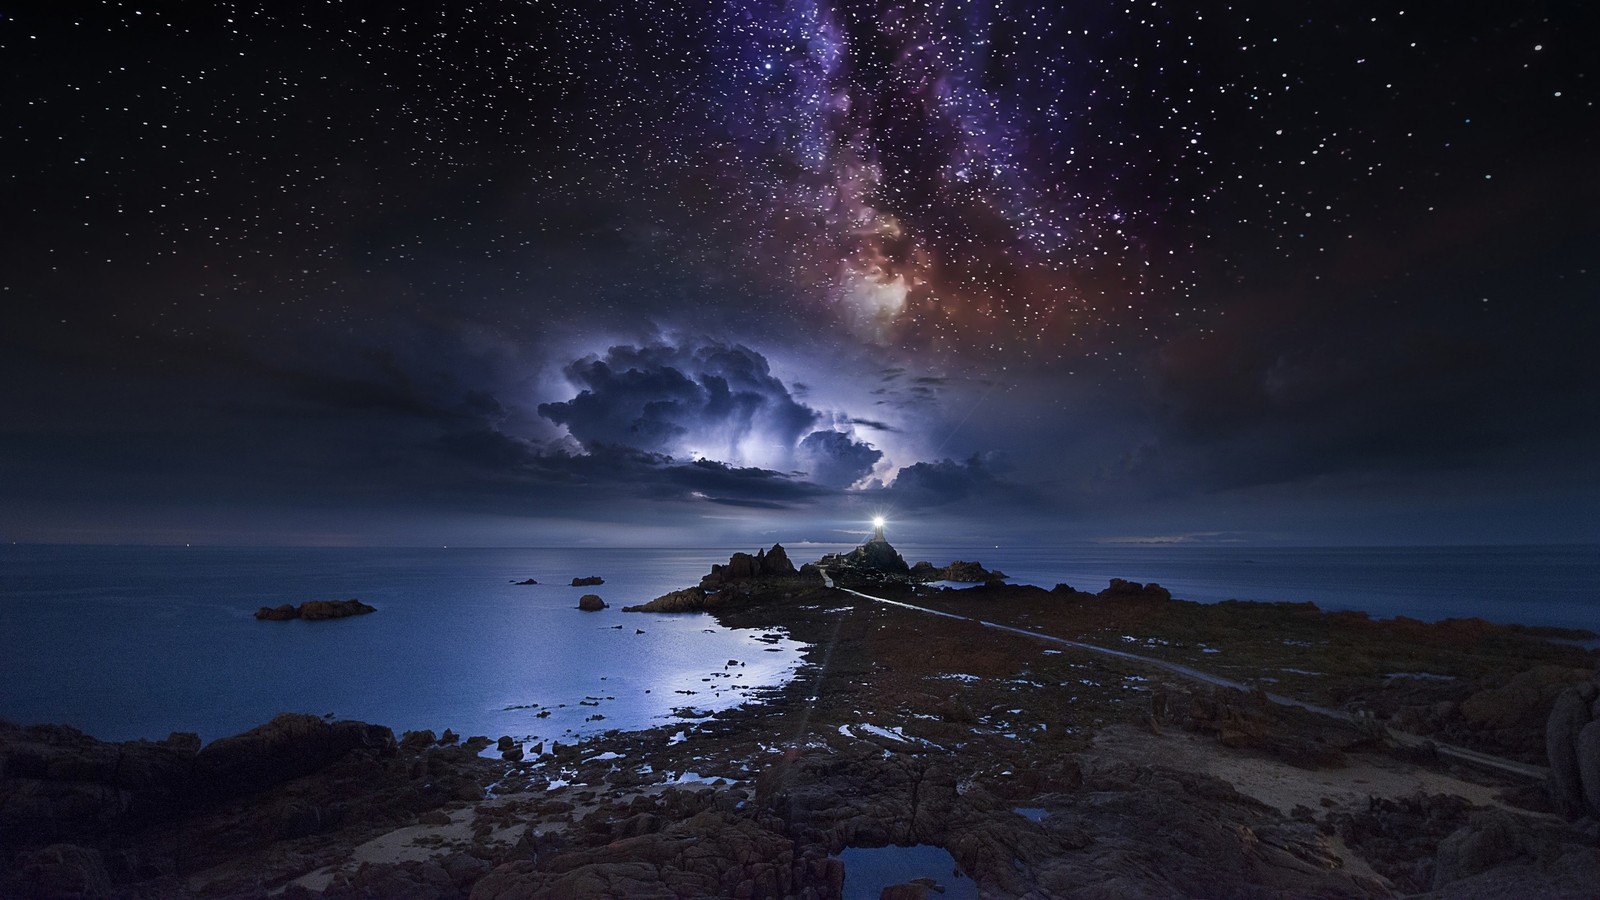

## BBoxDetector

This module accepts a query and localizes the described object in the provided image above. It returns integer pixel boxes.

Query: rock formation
[254,598,376,620]
[624,544,813,612]
[910,559,1009,583]
[571,576,605,586]
[1545,673,1600,818]
[577,594,608,611]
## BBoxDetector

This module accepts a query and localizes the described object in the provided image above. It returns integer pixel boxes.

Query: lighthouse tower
[871,516,886,542]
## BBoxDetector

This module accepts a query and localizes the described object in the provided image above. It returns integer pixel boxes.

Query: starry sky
[2,1,1596,547]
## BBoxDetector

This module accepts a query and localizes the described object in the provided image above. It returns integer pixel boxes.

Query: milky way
[1,2,1595,544]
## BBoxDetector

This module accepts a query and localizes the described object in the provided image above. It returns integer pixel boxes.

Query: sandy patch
[1086,723,1519,815]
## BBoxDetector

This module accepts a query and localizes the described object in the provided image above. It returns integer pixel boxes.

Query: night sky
[3,1,1596,547]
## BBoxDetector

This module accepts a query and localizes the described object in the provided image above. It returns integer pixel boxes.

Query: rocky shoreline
[5,541,1599,898]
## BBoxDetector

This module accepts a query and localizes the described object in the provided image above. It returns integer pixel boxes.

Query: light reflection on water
[0,546,806,743]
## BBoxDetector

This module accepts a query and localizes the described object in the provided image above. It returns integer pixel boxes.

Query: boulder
[578,594,608,612]
[572,576,605,586]
[1431,809,1526,889]
[1546,687,1592,818]
[1578,720,1600,818]
[192,713,396,800]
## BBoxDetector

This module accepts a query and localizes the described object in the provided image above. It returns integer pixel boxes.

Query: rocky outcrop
[818,539,910,584]
[701,543,798,588]
[511,578,538,585]
[191,713,397,801]
[254,598,376,621]
[909,560,1008,583]
[577,594,608,611]
[1097,578,1173,602]
[571,576,605,586]
[626,545,813,612]
[623,586,709,613]
[1545,675,1600,818]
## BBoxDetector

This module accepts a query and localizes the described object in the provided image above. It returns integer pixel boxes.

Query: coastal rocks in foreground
[1546,672,1600,818]
[577,594,608,611]
[254,598,376,620]
[624,544,817,612]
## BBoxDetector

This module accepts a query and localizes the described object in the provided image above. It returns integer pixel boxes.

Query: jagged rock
[578,594,608,611]
[255,603,298,620]
[512,578,538,585]
[572,576,605,586]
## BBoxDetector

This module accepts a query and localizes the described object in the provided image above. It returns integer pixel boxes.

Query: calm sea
[1,543,1594,743]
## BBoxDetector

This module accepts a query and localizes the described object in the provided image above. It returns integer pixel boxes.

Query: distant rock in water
[571,575,605,586]
[511,578,538,585]
[625,544,816,612]
[254,599,376,621]
[577,594,608,611]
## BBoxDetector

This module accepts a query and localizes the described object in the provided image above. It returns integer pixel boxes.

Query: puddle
[837,844,978,899]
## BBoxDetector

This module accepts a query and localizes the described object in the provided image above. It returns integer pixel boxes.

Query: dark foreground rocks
[1546,671,1600,819]
[255,599,376,621]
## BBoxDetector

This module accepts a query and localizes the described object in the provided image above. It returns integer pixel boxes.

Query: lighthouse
[871,516,886,542]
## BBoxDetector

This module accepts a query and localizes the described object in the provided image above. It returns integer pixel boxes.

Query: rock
[400,729,437,752]
[496,736,516,752]
[512,578,538,585]
[1546,687,1591,818]
[1578,720,1600,818]
[1463,665,1592,730]
[578,594,608,611]
[298,598,377,620]
[942,560,995,583]
[880,881,931,900]
[440,729,458,745]
[1432,809,1526,889]
[14,843,112,898]
[256,599,375,621]
[624,587,709,613]
[193,713,396,801]
[1098,579,1173,602]
[572,576,605,586]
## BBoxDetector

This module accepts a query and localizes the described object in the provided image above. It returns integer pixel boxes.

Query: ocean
[2,543,1594,744]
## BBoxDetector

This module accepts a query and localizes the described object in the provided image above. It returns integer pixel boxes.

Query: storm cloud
[795,430,883,489]
[538,343,818,469]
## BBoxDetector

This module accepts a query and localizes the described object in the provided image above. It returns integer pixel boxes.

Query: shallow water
[0,546,805,743]
[837,844,977,899]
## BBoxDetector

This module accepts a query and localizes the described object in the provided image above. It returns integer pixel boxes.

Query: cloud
[880,452,1015,509]
[537,342,817,469]
[795,430,883,488]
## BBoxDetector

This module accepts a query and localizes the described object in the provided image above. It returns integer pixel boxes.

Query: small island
[253,598,376,621]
